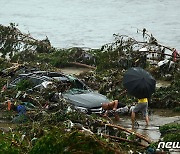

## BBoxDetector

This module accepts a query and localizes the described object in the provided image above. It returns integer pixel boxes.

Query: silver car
[8,71,109,114]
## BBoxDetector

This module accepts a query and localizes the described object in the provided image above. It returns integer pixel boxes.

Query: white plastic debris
[41,81,53,88]
[21,134,26,142]
[158,59,169,67]
[139,47,148,52]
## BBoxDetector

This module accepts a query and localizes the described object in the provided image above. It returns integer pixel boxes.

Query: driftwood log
[103,123,152,144]
[102,134,148,148]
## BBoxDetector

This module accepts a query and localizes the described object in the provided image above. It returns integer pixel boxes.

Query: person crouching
[102,100,127,121]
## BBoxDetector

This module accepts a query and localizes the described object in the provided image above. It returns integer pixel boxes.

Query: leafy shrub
[30,130,115,154]
[163,133,180,142]
[159,123,180,135]
[16,79,34,91]
[0,141,19,154]
[173,106,180,112]
[0,133,22,154]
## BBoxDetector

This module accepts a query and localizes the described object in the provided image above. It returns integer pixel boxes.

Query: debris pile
[0,24,180,153]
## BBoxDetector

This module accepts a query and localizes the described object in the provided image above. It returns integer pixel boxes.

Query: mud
[156,80,171,88]
[60,67,91,75]
[0,112,15,132]
[0,121,15,132]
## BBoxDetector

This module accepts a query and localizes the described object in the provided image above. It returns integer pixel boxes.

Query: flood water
[117,109,180,142]
[0,0,180,50]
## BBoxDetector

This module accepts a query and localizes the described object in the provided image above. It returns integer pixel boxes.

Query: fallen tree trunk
[102,134,148,148]
[105,124,152,144]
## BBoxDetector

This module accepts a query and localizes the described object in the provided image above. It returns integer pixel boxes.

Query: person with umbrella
[131,98,149,128]
[122,67,156,128]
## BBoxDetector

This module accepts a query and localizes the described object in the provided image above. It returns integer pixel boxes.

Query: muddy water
[115,109,180,142]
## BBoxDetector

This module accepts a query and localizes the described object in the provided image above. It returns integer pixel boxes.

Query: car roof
[17,71,77,82]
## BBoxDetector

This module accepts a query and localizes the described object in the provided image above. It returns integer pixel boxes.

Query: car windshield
[63,78,91,94]
[65,88,90,95]
[9,75,45,88]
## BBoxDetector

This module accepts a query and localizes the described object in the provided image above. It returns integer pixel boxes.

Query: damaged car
[8,71,110,114]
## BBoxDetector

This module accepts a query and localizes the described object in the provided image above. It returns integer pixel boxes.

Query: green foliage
[0,77,8,90]
[151,76,180,108]
[173,106,180,112]
[150,124,180,151]
[32,49,74,68]
[95,34,149,71]
[0,141,19,154]
[0,23,53,59]
[50,50,71,67]
[148,142,158,149]
[163,133,180,142]
[0,58,12,70]
[46,108,92,125]
[0,23,19,58]
[159,123,180,135]
[127,134,136,141]
[16,79,34,91]
[30,130,62,154]
[0,133,24,154]
[30,130,115,154]
[11,50,37,63]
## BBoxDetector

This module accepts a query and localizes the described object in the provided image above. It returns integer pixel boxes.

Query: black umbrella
[122,67,156,99]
